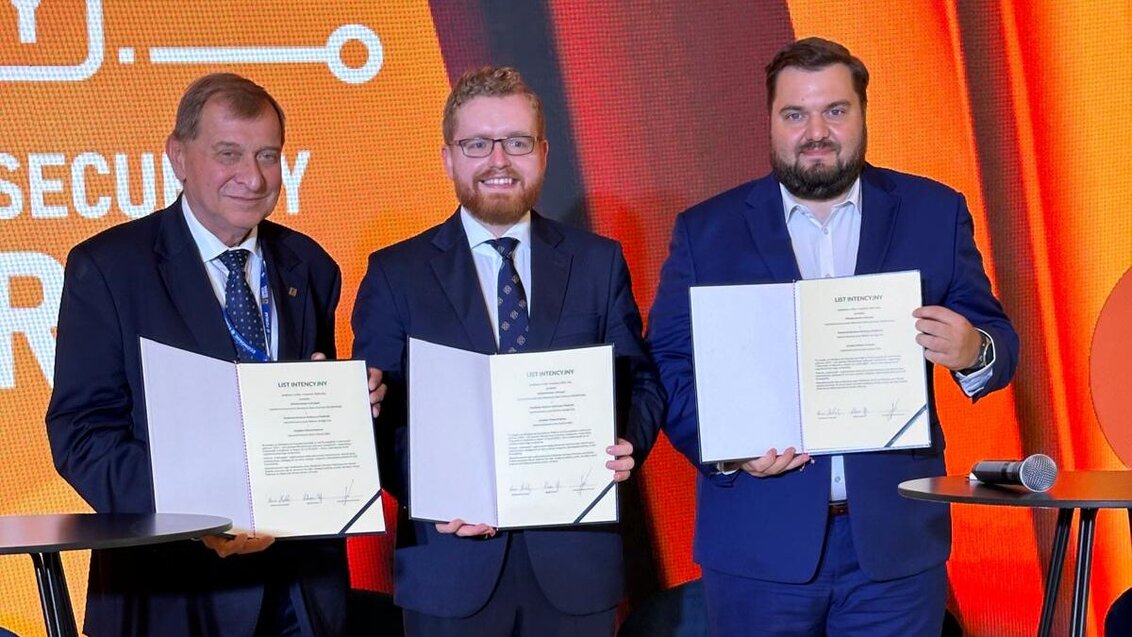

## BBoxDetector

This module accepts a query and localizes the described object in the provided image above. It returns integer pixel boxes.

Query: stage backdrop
[2,2,1130,636]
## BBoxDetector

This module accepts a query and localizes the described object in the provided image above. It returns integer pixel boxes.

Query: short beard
[771,135,866,201]
[455,170,544,227]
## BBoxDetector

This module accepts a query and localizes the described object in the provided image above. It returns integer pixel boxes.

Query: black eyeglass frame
[450,135,541,158]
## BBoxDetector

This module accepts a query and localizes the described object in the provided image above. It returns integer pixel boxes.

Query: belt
[828,501,849,516]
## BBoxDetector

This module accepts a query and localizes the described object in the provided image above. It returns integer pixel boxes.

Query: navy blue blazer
[46,200,348,637]
[351,210,664,618]
[647,166,1018,583]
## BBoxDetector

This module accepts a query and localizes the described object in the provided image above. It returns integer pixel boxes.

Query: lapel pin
[288,287,298,297]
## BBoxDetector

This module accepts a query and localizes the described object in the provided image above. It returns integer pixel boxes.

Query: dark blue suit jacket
[648,166,1018,583]
[46,200,349,637]
[351,210,664,618]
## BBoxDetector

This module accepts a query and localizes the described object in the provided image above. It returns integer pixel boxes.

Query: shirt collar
[460,207,532,250]
[780,176,862,223]
[181,197,259,262]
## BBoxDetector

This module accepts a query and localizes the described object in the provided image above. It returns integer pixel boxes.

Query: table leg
[1069,508,1098,637]
[28,552,78,637]
[1037,508,1073,637]
[29,553,58,637]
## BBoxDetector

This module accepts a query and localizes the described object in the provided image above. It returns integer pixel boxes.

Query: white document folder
[690,271,930,463]
[408,338,619,529]
[140,338,384,537]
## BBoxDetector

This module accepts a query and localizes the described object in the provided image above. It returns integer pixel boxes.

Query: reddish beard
[455,168,545,227]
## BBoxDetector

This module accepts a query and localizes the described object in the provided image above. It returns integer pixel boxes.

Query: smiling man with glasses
[352,66,664,637]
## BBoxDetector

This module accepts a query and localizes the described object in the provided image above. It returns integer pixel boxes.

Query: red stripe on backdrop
[548,1,795,588]
[1005,2,1132,632]
[784,2,1047,632]
[427,3,493,85]
[953,1,1116,631]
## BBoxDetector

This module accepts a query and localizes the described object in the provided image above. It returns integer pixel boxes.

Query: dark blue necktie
[218,249,267,362]
[488,238,529,353]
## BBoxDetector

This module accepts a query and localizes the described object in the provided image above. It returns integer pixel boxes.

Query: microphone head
[1019,454,1058,492]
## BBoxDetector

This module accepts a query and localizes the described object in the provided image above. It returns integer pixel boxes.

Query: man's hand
[310,352,388,417]
[606,438,635,482]
[366,367,387,418]
[200,532,275,558]
[723,447,811,478]
[912,305,981,370]
[436,519,496,538]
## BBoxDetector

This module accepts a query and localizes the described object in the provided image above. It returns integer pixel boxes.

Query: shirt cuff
[714,462,740,475]
[954,329,995,396]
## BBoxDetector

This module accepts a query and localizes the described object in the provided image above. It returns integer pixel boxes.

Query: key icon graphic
[149,24,384,85]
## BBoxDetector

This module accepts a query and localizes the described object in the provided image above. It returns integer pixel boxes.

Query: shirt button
[823,227,830,235]
[834,476,842,482]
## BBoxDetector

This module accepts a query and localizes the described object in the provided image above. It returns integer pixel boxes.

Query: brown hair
[765,37,869,111]
[442,66,545,143]
[171,73,286,144]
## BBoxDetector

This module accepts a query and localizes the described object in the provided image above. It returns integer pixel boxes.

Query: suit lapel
[854,166,899,275]
[526,213,570,352]
[743,177,802,282]
[154,202,238,361]
[430,212,498,354]
[260,224,305,361]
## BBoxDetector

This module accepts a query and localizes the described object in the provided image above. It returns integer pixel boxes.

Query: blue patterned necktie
[488,238,529,353]
[218,249,267,362]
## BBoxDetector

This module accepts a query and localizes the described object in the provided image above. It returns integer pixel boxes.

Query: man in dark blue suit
[47,73,383,637]
[648,38,1019,636]
[352,66,664,636]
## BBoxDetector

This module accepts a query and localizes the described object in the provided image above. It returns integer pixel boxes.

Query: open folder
[139,338,384,538]
[690,270,930,463]
[408,338,619,529]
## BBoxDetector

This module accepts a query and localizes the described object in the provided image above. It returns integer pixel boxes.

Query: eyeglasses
[451,136,539,158]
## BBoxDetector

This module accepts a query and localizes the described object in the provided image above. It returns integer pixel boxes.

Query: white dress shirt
[182,198,279,360]
[460,208,533,349]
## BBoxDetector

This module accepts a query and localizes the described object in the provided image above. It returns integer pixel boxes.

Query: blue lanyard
[223,264,272,363]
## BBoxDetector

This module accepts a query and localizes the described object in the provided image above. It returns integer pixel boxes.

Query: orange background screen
[3,2,1131,636]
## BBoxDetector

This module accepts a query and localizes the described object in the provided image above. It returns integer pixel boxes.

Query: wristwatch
[959,330,992,374]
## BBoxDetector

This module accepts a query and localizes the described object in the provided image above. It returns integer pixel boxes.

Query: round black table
[899,471,1132,637]
[0,513,231,637]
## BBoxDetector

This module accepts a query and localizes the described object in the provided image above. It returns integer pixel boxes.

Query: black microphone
[970,454,1058,492]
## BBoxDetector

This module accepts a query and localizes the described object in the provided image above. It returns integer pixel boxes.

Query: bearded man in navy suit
[648,38,1018,637]
[47,73,384,637]
[352,66,664,637]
